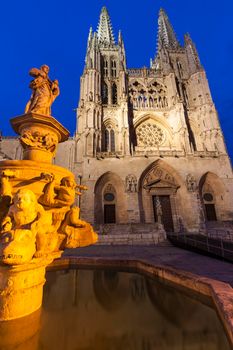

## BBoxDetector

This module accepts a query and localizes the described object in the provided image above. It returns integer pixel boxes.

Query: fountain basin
[1,263,231,350]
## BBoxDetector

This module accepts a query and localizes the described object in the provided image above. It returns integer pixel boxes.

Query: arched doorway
[202,187,217,221]
[94,172,128,224]
[199,172,225,222]
[103,184,116,223]
[138,161,181,232]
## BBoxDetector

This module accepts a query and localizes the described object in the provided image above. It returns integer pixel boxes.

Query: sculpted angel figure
[25,64,60,116]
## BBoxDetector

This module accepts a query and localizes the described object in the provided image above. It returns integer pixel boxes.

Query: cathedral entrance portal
[94,172,128,224]
[139,161,181,232]
[152,195,174,232]
[199,172,226,223]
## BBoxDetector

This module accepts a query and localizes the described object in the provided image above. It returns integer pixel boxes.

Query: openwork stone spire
[185,33,202,72]
[97,6,115,46]
[158,8,180,50]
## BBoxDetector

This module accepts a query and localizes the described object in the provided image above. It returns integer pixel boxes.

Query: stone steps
[94,223,167,245]
[96,232,167,246]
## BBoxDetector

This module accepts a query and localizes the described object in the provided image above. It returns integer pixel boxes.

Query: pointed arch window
[102,82,108,104]
[177,60,183,78]
[93,133,96,155]
[110,129,115,152]
[111,59,117,77]
[112,83,117,105]
[104,129,109,151]
[103,58,108,77]
[104,127,116,152]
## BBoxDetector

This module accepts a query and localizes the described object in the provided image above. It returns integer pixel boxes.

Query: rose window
[136,123,165,147]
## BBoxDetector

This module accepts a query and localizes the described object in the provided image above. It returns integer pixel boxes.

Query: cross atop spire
[97,6,115,46]
[157,8,180,50]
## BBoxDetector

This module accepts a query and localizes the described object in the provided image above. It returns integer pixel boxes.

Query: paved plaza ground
[64,244,233,287]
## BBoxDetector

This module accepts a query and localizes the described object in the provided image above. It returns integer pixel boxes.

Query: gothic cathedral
[74,7,233,232]
[1,7,232,233]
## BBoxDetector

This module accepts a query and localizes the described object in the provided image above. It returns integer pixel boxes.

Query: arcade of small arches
[129,80,168,110]
[93,161,228,232]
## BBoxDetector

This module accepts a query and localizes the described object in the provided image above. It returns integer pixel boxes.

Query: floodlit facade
[2,7,233,233]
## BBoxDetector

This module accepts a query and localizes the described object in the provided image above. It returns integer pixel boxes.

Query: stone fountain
[0,65,98,321]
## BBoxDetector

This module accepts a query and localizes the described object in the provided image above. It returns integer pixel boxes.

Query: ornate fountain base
[0,252,61,321]
[0,110,98,321]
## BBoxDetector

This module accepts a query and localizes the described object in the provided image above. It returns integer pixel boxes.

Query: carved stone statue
[25,65,60,116]
[186,173,197,192]
[0,189,52,265]
[155,197,163,224]
[125,174,137,193]
[60,207,98,249]
[0,65,98,321]
[39,174,76,208]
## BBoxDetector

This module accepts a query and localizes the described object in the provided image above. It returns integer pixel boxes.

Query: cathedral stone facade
[1,7,233,233]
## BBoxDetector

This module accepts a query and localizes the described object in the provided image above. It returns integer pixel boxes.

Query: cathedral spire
[157,8,180,50]
[97,6,115,46]
[118,30,126,70]
[85,27,93,66]
[87,27,93,47]
[184,33,202,72]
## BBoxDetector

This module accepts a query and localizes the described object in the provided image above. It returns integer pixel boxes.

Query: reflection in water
[0,269,230,350]
[0,309,41,350]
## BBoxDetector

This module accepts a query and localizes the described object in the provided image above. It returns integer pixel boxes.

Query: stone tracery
[135,119,166,148]
[129,80,168,109]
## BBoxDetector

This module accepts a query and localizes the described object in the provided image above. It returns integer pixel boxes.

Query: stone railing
[133,149,185,158]
[127,68,159,78]
[96,151,123,159]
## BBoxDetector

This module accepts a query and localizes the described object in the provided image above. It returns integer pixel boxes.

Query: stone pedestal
[0,111,97,321]
[0,253,61,321]
[10,113,69,163]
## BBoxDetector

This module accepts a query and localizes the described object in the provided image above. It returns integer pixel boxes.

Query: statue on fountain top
[25,64,60,116]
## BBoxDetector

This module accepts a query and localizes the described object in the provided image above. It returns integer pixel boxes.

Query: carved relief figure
[20,129,58,153]
[144,166,177,189]
[186,173,197,192]
[37,173,97,250]
[125,174,137,192]
[60,207,98,249]
[39,174,77,208]
[0,189,52,265]
[25,65,60,116]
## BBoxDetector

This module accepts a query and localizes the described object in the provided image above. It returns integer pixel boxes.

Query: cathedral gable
[143,165,179,190]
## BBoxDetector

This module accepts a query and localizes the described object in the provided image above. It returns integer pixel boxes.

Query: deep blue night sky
[1,0,233,160]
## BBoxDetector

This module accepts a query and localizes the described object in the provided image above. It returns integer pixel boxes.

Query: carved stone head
[14,189,37,211]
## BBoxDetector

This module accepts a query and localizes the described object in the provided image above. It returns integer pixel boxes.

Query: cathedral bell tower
[150,9,226,155]
[76,7,129,160]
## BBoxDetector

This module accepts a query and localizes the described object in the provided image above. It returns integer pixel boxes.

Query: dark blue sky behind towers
[1,0,233,160]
